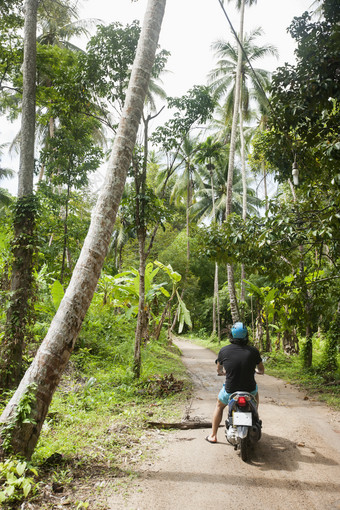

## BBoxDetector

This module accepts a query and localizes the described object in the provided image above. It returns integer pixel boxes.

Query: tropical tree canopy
[0,0,339,479]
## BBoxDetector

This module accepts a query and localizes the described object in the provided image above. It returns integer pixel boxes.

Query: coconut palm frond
[0,167,15,180]
[0,164,15,207]
[0,188,14,207]
[209,29,278,115]
[8,132,21,155]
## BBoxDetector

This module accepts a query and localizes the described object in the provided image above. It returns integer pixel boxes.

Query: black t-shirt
[217,342,262,393]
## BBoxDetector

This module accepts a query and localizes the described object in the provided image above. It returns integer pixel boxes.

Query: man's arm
[255,361,264,375]
[216,361,226,376]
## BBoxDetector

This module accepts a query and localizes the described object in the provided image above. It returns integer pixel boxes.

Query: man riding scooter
[206,322,264,444]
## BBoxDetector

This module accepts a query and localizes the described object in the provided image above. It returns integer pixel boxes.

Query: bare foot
[205,435,217,444]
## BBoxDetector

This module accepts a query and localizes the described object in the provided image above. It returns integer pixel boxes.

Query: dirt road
[108,339,340,510]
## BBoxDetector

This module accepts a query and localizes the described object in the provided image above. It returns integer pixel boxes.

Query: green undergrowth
[34,328,190,462]
[260,351,340,409]
[185,333,340,410]
[0,316,191,508]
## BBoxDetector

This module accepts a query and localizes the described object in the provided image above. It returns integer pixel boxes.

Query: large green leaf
[22,479,32,498]
[50,280,64,311]
[144,262,159,292]
[15,462,26,477]
[154,260,181,283]
[243,279,263,297]
[176,291,192,333]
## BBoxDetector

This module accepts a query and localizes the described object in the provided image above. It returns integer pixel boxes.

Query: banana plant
[154,260,192,337]
[96,260,192,338]
[96,262,170,319]
[244,280,277,324]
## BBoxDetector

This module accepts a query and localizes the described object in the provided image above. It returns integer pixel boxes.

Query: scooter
[225,391,262,462]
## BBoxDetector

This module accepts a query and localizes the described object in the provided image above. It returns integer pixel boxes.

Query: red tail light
[238,396,247,407]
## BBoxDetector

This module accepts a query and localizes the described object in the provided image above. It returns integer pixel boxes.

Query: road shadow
[248,432,338,471]
[134,467,340,495]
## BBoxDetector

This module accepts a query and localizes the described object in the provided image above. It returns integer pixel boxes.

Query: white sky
[1,0,313,195]
[81,0,313,95]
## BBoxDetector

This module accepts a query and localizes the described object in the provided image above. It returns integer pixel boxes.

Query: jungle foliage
[0,1,339,503]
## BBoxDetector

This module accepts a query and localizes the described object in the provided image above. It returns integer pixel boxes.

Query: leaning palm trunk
[0,0,167,460]
[225,0,245,323]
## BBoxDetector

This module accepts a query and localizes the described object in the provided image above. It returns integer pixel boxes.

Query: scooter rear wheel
[240,437,249,462]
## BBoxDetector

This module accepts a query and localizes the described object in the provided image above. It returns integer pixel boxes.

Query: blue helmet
[231,322,248,339]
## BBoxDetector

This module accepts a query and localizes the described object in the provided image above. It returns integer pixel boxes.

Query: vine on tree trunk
[0,195,38,390]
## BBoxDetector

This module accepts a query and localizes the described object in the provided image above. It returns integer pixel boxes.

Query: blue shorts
[218,384,258,405]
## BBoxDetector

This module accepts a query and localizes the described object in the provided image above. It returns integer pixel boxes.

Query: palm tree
[310,0,323,18]
[154,135,200,331]
[195,136,224,338]
[250,108,272,212]
[193,159,261,224]
[209,4,277,319]
[220,0,246,323]
[209,28,277,213]
[193,147,261,329]
[209,27,277,214]
[0,0,39,391]
[35,0,99,180]
[37,0,94,50]
[0,164,14,208]
[132,63,168,378]
[7,1,100,178]
[0,0,167,459]
[161,135,199,271]
[209,28,277,117]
